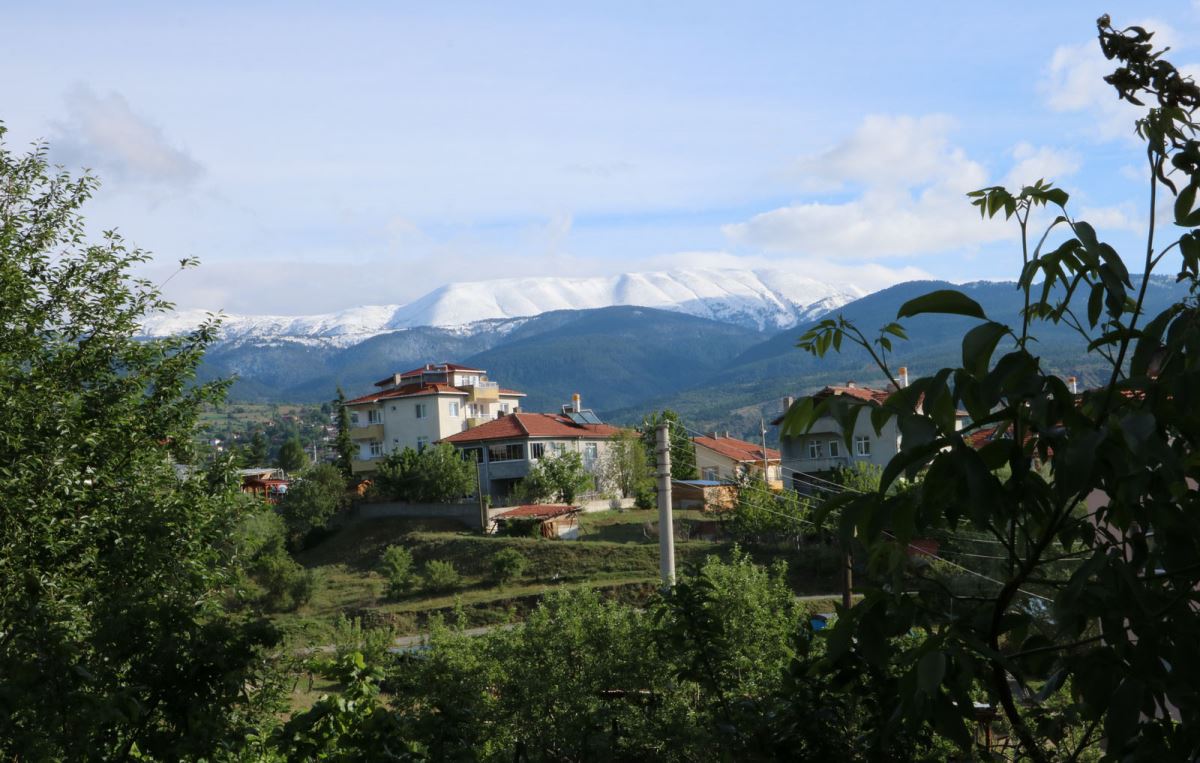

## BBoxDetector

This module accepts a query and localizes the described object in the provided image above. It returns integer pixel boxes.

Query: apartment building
[344,362,526,474]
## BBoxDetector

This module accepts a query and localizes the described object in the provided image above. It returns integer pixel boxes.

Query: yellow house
[691,433,783,490]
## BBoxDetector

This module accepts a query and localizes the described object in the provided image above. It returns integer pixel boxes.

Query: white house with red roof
[691,433,782,488]
[773,367,967,491]
[438,408,623,504]
[343,362,526,474]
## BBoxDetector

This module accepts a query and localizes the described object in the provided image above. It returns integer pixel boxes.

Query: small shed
[671,479,737,512]
[238,467,290,504]
[492,504,581,539]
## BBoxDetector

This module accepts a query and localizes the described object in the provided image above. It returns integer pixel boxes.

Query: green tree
[727,475,810,546]
[784,18,1200,759]
[245,429,270,466]
[334,386,355,479]
[0,128,279,760]
[598,427,655,501]
[641,409,698,480]
[423,559,461,592]
[278,462,348,543]
[490,548,527,588]
[519,451,593,504]
[380,545,415,599]
[277,433,309,473]
[374,443,474,503]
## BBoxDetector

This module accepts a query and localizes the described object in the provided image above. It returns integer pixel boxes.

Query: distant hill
[185,277,1192,444]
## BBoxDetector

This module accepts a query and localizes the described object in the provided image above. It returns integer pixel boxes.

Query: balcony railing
[349,423,384,440]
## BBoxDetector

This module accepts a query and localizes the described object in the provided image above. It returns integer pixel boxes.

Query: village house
[691,433,782,489]
[343,362,526,475]
[773,367,966,491]
[438,400,622,505]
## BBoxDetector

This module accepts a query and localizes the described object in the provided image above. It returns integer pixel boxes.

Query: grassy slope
[280,512,842,643]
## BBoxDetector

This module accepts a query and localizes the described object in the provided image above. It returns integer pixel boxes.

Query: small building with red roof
[691,433,782,488]
[490,504,582,539]
[343,362,526,474]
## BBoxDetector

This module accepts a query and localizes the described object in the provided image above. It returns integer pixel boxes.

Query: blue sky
[4,1,1198,314]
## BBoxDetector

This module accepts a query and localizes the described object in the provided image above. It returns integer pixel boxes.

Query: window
[584,442,598,461]
[461,447,483,463]
[368,441,383,457]
[500,402,510,414]
[367,409,381,424]
[350,412,360,425]
[448,402,460,417]
[416,436,429,451]
[488,443,524,462]
[808,441,824,459]
[415,403,427,419]
[530,443,546,460]
[551,442,566,455]
[702,466,718,481]
[828,440,840,458]
[855,436,871,456]
[469,404,481,417]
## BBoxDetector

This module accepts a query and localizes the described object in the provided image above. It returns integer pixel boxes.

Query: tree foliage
[0,127,279,760]
[277,433,309,473]
[517,450,593,504]
[783,17,1200,760]
[278,462,349,543]
[641,409,698,480]
[334,385,355,479]
[374,443,474,503]
[597,427,655,502]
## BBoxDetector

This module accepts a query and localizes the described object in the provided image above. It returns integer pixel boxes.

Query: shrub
[423,559,461,592]
[490,548,527,588]
[380,545,415,599]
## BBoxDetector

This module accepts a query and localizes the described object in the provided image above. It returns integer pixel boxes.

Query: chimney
[782,395,794,414]
[572,392,581,413]
[898,366,909,388]
[1068,376,1078,394]
[846,381,856,389]
[725,430,731,439]
[708,431,718,439]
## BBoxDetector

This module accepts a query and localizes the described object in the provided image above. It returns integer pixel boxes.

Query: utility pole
[476,462,488,535]
[842,531,854,610]
[759,417,770,484]
[655,421,675,588]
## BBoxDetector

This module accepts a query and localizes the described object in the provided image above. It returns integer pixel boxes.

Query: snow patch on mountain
[140,267,864,343]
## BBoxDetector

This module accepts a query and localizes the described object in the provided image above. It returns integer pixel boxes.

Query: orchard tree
[0,128,280,760]
[374,443,474,503]
[785,18,1200,760]
[279,462,349,543]
[277,433,308,473]
[519,451,593,504]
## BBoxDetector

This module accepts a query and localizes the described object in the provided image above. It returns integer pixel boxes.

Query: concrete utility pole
[655,421,675,588]
[476,463,488,534]
[759,417,770,482]
[842,531,854,610]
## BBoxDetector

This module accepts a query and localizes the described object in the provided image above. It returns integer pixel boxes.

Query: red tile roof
[692,435,780,464]
[346,382,468,405]
[374,362,488,386]
[439,412,622,444]
[498,388,527,397]
[493,504,580,520]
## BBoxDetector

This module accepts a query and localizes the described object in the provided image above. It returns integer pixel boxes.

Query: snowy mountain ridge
[141,267,866,343]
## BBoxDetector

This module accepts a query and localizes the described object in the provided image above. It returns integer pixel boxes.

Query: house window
[449,402,460,417]
[828,440,840,458]
[415,403,427,419]
[550,442,566,456]
[461,447,483,463]
[808,441,824,459]
[350,412,360,425]
[530,443,546,460]
[368,441,383,457]
[416,436,429,452]
[584,442,598,461]
[367,409,381,424]
[855,436,871,456]
[500,402,510,414]
[469,403,481,417]
[702,466,718,481]
[488,443,524,462]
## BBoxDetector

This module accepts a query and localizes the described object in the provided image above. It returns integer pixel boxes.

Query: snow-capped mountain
[141,267,864,343]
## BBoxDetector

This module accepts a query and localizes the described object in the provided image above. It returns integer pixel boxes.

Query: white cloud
[50,85,203,186]
[723,114,1012,258]
[1003,142,1080,188]
[1039,20,1181,142]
